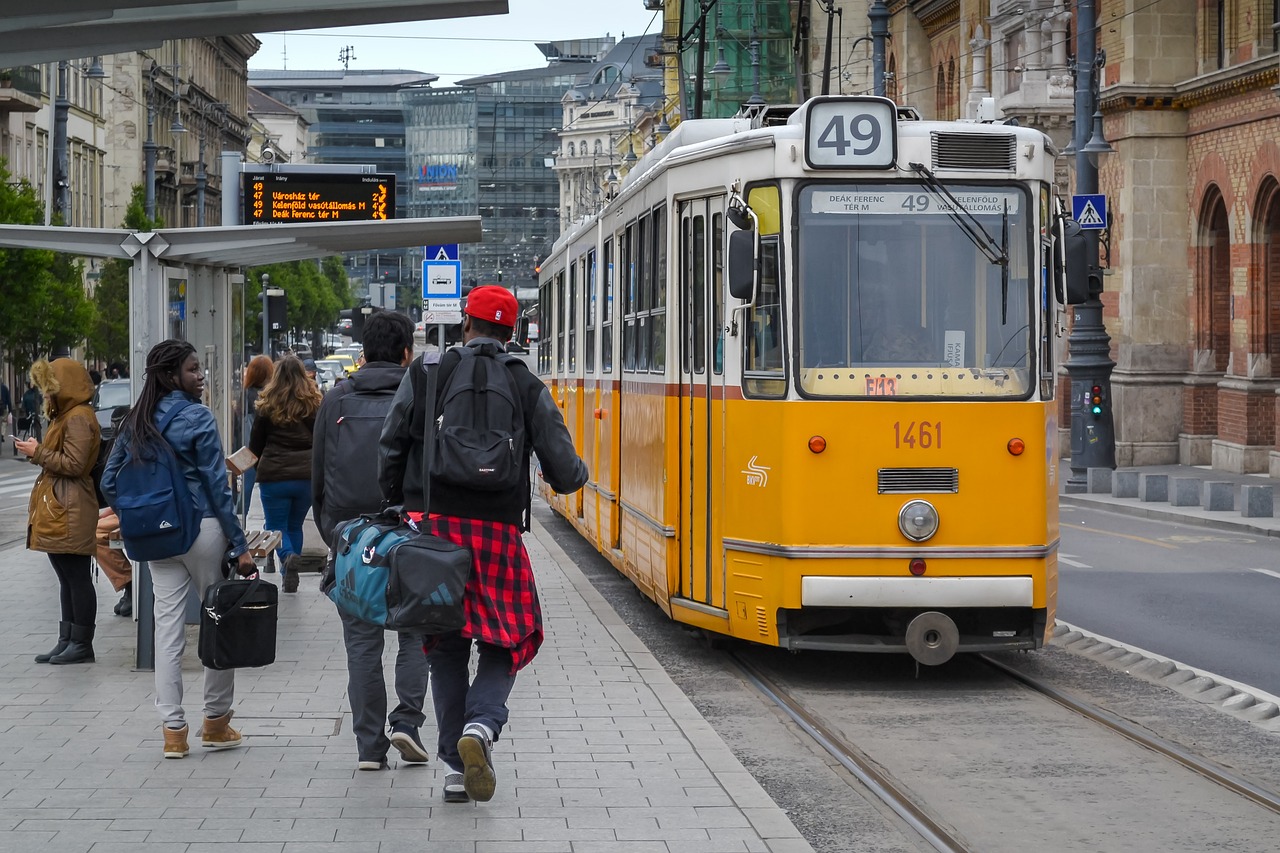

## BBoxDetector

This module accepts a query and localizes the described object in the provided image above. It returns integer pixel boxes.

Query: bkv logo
[741,455,770,487]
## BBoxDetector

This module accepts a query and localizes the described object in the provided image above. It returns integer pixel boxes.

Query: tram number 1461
[894,421,943,449]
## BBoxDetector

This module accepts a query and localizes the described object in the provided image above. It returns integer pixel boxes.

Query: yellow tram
[537,96,1065,664]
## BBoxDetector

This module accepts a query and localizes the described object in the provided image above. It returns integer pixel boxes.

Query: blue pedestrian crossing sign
[1071,194,1107,230]
[423,243,458,261]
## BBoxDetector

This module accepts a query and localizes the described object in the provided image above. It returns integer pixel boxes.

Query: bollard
[1139,473,1169,502]
[1087,468,1113,494]
[1203,481,1234,511]
[1170,477,1201,507]
[1241,484,1274,518]
[1112,469,1139,498]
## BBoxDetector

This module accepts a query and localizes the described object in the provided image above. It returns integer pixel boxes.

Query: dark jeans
[427,632,516,772]
[339,611,428,761]
[48,552,95,626]
[258,479,312,566]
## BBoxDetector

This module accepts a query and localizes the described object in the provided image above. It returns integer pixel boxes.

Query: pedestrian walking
[21,381,43,442]
[238,355,273,515]
[249,354,321,593]
[1,376,11,446]
[379,285,588,803]
[17,358,101,665]
[101,339,256,759]
[313,311,430,771]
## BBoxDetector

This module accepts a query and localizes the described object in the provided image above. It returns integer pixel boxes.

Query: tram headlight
[898,499,939,542]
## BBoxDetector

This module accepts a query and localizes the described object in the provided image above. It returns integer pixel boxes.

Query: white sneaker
[457,723,495,802]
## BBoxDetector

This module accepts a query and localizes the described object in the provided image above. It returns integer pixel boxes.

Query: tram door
[678,198,728,608]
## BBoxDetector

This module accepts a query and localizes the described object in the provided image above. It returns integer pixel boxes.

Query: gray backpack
[431,345,526,491]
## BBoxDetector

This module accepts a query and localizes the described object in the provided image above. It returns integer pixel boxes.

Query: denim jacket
[101,390,248,558]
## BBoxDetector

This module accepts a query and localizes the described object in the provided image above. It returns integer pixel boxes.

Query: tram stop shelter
[0,215,481,667]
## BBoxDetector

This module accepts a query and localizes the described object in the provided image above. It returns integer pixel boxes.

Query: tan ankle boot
[163,725,189,759]
[201,711,243,750]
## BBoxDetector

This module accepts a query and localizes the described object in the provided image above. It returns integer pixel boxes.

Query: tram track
[729,647,1280,853]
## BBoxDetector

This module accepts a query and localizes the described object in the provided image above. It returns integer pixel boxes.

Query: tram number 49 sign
[893,421,943,450]
[804,96,897,170]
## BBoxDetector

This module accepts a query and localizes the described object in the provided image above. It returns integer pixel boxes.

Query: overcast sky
[250,2,663,86]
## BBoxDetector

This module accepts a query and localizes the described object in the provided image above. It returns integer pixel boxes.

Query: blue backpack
[113,400,203,562]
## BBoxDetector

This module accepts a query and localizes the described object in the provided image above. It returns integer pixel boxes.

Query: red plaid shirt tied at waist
[407,511,542,673]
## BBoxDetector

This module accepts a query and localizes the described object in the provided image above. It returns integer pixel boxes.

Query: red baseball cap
[465,285,519,328]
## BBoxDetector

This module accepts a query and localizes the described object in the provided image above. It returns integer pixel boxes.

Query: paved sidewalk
[2,511,813,853]
[1059,462,1280,538]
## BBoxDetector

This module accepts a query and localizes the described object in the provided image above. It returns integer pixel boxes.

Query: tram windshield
[797,183,1033,398]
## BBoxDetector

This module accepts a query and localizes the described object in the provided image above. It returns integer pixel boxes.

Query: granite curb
[1051,621,1280,735]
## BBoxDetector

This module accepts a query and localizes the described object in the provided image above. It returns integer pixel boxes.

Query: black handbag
[199,575,278,671]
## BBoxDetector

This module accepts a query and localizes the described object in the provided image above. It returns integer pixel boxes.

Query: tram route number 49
[893,421,943,450]
[804,97,896,170]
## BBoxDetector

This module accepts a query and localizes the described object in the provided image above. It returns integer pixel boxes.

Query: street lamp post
[869,0,890,98]
[1063,0,1117,491]
[144,104,158,221]
[51,60,70,223]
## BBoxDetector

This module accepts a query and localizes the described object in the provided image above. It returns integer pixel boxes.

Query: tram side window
[692,214,706,374]
[712,212,724,375]
[586,249,597,373]
[651,205,667,374]
[622,224,637,371]
[602,238,614,374]
[745,237,785,397]
[538,281,551,375]
[568,258,577,372]
[556,271,565,373]
[637,213,651,371]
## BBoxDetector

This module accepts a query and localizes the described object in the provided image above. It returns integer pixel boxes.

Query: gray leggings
[150,517,234,728]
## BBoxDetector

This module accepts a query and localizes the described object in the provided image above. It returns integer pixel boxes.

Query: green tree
[0,158,93,372]
[247,257,352,353]
[87,185,161,366]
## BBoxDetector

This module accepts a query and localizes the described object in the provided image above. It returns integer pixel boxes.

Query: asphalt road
[1058,501,1280,696]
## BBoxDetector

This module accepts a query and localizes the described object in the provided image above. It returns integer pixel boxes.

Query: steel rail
[729,651,971,853]
[979,654,1280,816]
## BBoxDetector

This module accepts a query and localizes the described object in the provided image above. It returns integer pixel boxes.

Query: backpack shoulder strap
[156,399,194,436]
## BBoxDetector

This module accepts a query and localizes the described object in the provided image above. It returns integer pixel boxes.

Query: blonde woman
[249,355,322,593]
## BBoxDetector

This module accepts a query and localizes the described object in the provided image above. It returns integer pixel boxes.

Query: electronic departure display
[243,172,395,224]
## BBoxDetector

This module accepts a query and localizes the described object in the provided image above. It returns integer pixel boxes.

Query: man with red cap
[378,284,587,805]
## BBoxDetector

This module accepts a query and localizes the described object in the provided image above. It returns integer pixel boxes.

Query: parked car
[328,353,357,376]
[314,359,345,390]
[94,378,132,441]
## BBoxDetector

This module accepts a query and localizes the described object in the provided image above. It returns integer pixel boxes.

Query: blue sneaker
[389,724,430,764]
[458,723,495,801]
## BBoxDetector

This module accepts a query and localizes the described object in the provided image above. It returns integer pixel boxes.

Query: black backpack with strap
[431,344,527,493]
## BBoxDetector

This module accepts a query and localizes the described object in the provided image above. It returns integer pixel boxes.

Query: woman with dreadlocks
[101,340,256,760]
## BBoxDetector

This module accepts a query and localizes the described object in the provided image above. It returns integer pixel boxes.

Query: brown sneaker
[163,725,189,759]
[201,711,243,750]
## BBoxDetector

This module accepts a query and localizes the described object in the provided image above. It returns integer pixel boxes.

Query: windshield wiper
[908,162,1011,323]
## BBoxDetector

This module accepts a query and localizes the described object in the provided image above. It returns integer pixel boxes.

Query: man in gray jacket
[313,310,431,771]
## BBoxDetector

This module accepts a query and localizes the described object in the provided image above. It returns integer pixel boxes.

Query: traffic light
[338,303,379,343]
[1089,384,1104,419]
[266,293,287,334]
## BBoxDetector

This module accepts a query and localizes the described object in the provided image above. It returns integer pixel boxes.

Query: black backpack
[431,345,526,492]
[320,381,398,533]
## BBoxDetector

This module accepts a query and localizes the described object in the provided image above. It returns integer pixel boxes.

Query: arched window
[936,66,945,119]
[887,55,898,102]
[1196,188,1231,371]
[947,57,958,120]
[1257,179,1280,360]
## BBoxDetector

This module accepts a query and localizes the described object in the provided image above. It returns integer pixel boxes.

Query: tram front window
[797,183,1033,398]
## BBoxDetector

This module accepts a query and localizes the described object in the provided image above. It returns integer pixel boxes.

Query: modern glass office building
[402,41,609,307]
[248,68,436,311]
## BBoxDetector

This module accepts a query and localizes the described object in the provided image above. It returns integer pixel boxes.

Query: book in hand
[226,446,258,475]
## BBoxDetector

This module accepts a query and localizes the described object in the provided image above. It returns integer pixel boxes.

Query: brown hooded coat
[26,359,100,555]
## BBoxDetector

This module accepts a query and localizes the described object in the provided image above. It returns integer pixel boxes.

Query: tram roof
[0,0,507,65]
[0,216,482,267]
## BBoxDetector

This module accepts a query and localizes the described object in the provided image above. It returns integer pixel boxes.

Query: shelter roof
[0,1,507,65]
[0,217,481,268]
